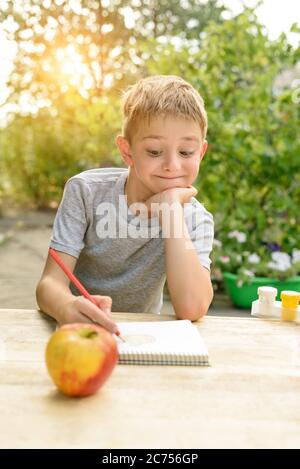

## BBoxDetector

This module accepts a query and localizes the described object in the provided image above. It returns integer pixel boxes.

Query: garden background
[0,0,299,312]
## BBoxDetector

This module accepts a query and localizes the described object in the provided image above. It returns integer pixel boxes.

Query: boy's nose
[162,156,181,172]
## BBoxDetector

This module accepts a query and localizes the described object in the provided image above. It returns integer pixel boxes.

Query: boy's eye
[146,150,195,157]
[180,151,195,157]
[146,150,162,156]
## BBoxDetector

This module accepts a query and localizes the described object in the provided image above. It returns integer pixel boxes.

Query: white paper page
[115,320,208,356]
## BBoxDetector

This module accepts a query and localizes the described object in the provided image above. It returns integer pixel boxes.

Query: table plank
[0,309,300,449]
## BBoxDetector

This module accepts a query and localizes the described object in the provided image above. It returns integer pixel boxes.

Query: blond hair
[121,75,207,142]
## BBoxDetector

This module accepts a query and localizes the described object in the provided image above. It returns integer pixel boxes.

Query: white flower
[213,239,222,248]
[267,252,292,272]
[243,269,254,277]
[220,256,230,264]
[248,253,260,264]
[292,249,300,263]
[228,230,246,243]
[243,269,255,277]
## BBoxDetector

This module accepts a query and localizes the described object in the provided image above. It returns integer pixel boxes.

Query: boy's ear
[200,139,208,161]
[115,135,133,167]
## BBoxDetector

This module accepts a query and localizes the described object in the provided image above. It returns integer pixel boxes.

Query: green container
[223,272,300,309]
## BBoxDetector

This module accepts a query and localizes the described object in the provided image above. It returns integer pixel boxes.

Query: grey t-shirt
[50,168,214,314]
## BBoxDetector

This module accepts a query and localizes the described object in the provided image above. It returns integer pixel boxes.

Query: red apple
[45,323,118,397]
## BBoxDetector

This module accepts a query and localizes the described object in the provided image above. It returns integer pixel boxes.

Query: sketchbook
[115,320,209,366]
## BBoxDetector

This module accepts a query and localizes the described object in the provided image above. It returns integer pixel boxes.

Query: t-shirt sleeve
[186,202,214,271]
[49,178,90,258]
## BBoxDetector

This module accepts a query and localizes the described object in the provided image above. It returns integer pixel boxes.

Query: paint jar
[280,291,300,322]
[257,286,277,317]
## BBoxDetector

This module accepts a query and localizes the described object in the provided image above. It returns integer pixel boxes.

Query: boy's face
[117,116,207,198]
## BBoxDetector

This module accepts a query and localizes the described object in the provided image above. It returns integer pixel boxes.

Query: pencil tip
[115,330,126,342]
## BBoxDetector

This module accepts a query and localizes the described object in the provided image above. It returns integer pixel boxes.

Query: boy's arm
[163,204,213,321]
[36,252,77,322]
[143,186,213,321]
[36,252,118,333]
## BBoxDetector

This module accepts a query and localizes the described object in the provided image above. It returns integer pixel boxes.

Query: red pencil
[48,248,125,342]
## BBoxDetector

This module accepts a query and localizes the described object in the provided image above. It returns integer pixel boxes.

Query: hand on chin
[140,185,198,220]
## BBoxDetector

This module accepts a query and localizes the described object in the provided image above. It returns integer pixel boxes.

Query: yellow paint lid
[280,290,300,309]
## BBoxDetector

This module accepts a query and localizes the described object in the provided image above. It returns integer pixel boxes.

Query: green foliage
[126,0,225,40]
[2,0,132,102]
[1,89,123,207]
[1,0,225,106]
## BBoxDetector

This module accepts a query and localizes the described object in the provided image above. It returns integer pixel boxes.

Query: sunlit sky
[223,0,299,43]
[0,0,299,120]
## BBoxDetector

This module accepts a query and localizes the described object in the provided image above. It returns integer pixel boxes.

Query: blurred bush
[0,90,123,207]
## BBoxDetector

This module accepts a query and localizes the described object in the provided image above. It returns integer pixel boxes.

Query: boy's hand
[138,186,197,221]
[58,295,118,334]
[147,185,197,205]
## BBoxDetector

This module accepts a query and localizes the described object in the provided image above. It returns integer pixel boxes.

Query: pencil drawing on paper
[122,334,156,346]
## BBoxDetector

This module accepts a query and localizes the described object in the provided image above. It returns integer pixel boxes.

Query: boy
[36,75,214,335]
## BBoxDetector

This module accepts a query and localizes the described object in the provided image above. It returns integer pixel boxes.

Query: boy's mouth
[156,176,183,179]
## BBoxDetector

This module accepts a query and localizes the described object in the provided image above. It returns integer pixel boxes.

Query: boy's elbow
[35,280,44,309]
[36,277,49,310]
[175,303,207,322]
[175,291,214,322]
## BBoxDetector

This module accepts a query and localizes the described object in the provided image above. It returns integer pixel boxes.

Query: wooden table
[0,309,300,449]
